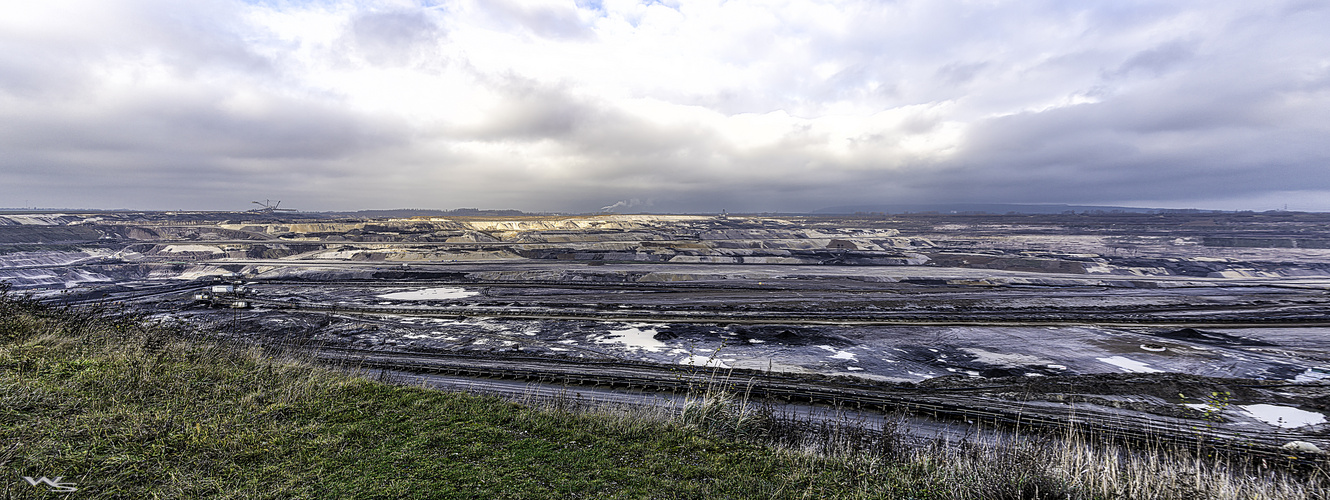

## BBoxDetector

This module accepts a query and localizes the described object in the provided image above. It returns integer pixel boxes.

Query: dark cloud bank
[1,0,1328,213]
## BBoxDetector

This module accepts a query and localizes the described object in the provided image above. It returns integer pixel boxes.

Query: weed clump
[680,388,768,438]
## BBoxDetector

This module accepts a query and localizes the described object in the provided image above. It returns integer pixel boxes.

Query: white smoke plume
[600,199,644,212]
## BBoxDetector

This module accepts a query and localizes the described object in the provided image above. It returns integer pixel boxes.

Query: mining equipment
[192,282,251,308]
[248,200,297,214]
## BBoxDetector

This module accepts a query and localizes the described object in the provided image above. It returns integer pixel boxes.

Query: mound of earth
[1154,328,1275,346]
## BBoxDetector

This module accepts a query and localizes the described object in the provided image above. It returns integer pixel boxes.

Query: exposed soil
[7,210,1330,452]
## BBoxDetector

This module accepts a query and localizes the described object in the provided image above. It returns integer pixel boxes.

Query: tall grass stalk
[507,379,1328,499]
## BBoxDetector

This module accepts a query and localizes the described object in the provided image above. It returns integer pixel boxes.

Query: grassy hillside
[0,287,1323,499]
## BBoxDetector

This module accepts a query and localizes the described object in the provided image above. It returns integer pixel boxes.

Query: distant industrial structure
[248,200,296,214]
[191,275,250,308]
[826,239,858,250]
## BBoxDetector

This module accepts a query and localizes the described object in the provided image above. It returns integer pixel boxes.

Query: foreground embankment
[0,287,1324,499]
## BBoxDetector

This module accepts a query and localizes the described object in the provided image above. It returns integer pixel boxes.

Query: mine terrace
[2,210,1328,458]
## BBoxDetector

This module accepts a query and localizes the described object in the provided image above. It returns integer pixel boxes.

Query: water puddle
[1241,404,1326,428]
[592,326,667,352]
[678,355,731,368]
[1097,356,1162,373]
[1294,367,1330,382]
[817,345,857,360]
[376,287,479,300]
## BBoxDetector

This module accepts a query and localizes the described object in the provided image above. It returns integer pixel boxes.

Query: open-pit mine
[3,210,1329,459]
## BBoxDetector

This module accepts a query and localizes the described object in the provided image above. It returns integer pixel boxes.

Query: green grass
[0,287,1325,499]
[0,291,941,499]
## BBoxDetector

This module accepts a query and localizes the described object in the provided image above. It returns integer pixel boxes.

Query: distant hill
[809,203,1208,215]
[322,208,531,218]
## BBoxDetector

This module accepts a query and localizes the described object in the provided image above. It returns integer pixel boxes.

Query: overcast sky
[2,0,1328,213]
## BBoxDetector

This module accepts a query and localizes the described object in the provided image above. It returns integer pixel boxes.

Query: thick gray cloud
[477,0,593,40]
[344,9,444,66]
[1,0,1328,212]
